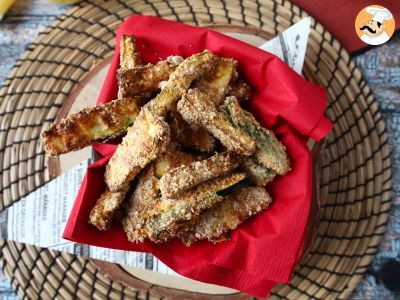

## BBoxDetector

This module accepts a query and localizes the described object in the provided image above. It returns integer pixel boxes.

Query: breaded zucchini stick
[105,51,218,191]
[169,111,216,153]
[120,35,142,69]
[180,187,272,246]
[177,88,256,156]
[159,152,239,198]
[89,189,128,230]
[153,149,198,178]
[196,57,237,105]
[88,35,145,230]
[42,97,141,156]
[227,78,252,102]
[241,157,276,186]
[118,35,142,99]
[117,56,183,98]
[88,36,144,230]
[122,165,160,242]
[146,50,218,116]
[168,57,240,153]
[145,172,247,243]
[122,151,197,242]
[43,36,143,157]
[105,106,171,192]
[165,57,235,153]
[222,96,290,175]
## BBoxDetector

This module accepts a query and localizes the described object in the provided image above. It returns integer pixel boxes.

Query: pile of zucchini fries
[42,36,290,246]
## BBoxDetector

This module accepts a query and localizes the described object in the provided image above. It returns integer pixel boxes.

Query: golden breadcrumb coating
[222,96,290,175]
[121,165,159,242]
[89,189,128,230]
[241,157,276,186]
[105,51,218,192]
[196,57,237,105]
[227,78,252,102]
[42,97,141,156]
[118,35,142,100]
[122,150,197,242]
[146,50,219,117]
[159,152,239,198]
[177,88,256,156]
[145,172,246,243]
[104,106,171,192]
[169,111,216,153]
[119,35,142,69]
[117,56,183,98]
[180,186,272,245]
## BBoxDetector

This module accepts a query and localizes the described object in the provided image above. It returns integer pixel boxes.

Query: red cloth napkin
[63,15,333,297]
[290,0,400,53]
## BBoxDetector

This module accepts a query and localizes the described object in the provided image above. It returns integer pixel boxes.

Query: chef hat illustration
[366,6,393,24]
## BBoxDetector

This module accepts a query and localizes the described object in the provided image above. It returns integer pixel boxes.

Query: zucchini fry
[227,78,251,102]
[146,50,218,116]
[241,157,276,186]
[118,35,142,99]
[180,186,272,246]
[222,96,290,175]
[169,111,216,153]
[159,152,239,198]
[105,106,171,192]
[145,172,247,243]
[89,189,128,230]
[122,165,160,242]
[120,35,142,69]
[122,151,197,242]
[44,36,143,157]
[42,97,141,156]
[117,56,183,98]
[165,56,234,153]
[196,57,237,105]
[105,51,218,191]
[177,88,256,156]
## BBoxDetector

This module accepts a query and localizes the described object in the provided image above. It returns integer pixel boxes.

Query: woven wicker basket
[0,0,392,299]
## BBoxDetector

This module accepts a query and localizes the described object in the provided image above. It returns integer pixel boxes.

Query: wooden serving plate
[49,25,321,298]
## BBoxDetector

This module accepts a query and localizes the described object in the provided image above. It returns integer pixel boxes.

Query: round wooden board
[48,25,320,298]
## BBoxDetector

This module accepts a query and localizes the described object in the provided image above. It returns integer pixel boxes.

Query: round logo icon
[355,5,395,46]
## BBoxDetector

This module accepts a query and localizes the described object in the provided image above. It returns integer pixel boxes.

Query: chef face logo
[355,5,395,46]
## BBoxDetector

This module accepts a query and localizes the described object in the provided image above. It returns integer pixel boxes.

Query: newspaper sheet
[0,17,311,276]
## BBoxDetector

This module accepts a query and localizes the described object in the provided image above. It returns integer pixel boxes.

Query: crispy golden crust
[89,189,128,230]
[180,187,272,246]
[120,35,142,69]
[122,165,159,242]
[122,151,197,242]
[159,152,239,199]
[146,50,219,117]
[42,97,141,156]
[117,56,182,98]
[104,51,217,191]
[241,157,276,186]
[227,79,252,102]
[196,57,237,105]
[153,151,197,178]
[177,88,256,156]
[169,111,216,153]
[104,106,171,192]
[118,35,142,99]
[222,96,290,175]
[145,172,246,243]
